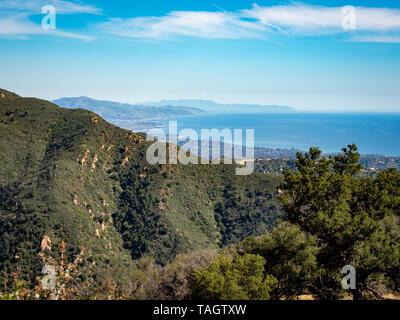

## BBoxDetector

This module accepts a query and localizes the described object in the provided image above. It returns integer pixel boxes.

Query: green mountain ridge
[0,89,283,286]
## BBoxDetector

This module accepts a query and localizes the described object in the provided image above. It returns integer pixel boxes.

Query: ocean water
[158,113,400,156]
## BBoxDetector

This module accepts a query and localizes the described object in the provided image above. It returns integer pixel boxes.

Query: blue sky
[1,0,400,111]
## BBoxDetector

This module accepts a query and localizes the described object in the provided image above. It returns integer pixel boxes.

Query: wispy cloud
[99,11,266,40]
[0,13,94,40]
[242,3,343,35]
[242,3,400,34]
[0,0,100,40]
[2,2,400,43]
[98,3,400,43]
[0,0,101,14]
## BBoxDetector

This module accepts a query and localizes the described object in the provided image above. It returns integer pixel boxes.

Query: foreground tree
[279,144,400,300]
[240,222,319,300]
[191,253,277,300]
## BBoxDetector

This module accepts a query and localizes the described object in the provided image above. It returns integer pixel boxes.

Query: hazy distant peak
[139,99,294,113]
[52,96,205,121]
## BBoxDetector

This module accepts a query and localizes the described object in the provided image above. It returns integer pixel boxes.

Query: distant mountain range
[52,96,205,120]
[139,99,294,113]
[52,97,294,132]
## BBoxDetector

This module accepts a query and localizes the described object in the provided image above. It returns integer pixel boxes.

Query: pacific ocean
[158,113,400,156]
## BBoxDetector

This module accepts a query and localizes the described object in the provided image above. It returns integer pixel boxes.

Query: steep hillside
[0,89,283,287]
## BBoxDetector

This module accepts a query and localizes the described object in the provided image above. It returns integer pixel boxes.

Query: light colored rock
[41,235,51,251]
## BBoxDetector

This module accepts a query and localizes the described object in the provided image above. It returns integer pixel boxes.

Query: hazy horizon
[52,95,400,113]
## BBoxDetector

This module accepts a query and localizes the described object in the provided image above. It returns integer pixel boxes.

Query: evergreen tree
[279,144,400,299]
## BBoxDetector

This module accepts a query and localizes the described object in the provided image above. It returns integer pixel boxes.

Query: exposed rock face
[41,235,52,251]
[91,116,98,124]
[91,154,98,169]
[121,156,129,167]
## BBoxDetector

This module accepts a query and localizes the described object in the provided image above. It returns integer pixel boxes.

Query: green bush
[192,253,277,300]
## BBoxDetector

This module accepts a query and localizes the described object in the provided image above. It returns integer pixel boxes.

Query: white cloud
[242,3,400,34]
[0,0,101,14]
[354,7,400,31]
[0,0,99,40]
[2,2,400,43]
[98,3,400,43]
[0,13,40,35]
[241,3,343,35]
[0,13,94,40]
[99,11,266,40]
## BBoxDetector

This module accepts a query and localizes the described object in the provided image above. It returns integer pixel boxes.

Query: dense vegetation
[0,89,283,291]
[278,145,400,299]
[0,89,398,300]
[128,146,399,301]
